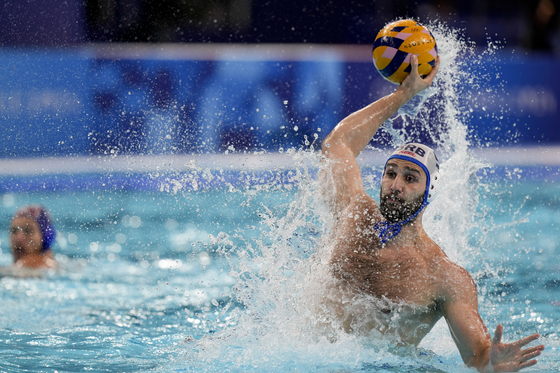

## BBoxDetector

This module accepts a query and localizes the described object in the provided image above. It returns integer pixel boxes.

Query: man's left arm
[441,265,544,372]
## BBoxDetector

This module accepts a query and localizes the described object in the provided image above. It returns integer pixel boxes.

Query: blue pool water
[1,22,559,372]
[0,160,558,372]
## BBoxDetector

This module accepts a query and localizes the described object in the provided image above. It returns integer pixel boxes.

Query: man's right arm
[321,56,439,211]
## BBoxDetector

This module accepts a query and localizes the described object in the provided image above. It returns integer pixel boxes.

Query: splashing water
[171,22,522,372]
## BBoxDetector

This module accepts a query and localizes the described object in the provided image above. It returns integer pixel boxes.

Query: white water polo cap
[385,143,440,204]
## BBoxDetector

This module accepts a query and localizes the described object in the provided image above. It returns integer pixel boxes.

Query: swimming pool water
[0,162,558,372]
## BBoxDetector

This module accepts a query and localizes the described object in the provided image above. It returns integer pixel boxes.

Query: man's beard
[379,190,425,223]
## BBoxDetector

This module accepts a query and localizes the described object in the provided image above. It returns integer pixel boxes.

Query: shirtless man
[320,55,544,372]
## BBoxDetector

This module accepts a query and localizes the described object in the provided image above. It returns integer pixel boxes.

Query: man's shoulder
[428,249,477,301]
[419,240,474,286]
[428,247,470,277]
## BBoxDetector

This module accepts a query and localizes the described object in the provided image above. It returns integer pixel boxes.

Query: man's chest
[331,245,440,308]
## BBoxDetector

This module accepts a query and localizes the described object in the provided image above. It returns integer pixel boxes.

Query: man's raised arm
[321,56,439,210]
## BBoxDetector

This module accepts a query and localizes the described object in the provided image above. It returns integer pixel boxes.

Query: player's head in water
[375,143,440,242]
[10,205,56,268]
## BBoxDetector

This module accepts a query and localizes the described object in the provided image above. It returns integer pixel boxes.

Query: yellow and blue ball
[372,19,438,85]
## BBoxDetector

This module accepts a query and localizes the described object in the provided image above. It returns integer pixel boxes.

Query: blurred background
[1,0,558,49]
[0,0,558,157]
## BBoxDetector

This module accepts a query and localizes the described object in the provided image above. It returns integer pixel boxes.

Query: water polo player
[320,55,544,372]
[10,205,57,269]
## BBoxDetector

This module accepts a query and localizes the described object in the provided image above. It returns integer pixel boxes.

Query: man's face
[379,159,427,223]
[10,217,43,262]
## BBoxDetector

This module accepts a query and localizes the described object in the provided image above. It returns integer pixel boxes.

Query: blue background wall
[0,48,557,158]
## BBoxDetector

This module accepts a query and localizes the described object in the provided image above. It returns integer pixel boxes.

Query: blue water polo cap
[384,143,440,204]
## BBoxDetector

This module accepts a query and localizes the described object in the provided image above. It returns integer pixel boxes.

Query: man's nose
[390,174,404,193]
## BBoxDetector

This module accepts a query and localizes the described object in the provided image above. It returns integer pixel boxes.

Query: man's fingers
[515,333,541,347]
[410,54,418,72]
[521,346,543,360]
[519,359,538,370]
[522,344,545,354]
[489,326,544,370]
[518,344,545,370]
[492,324,503,345]
[426,56,440,80]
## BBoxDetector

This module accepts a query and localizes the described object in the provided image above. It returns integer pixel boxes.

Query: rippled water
[0,165,558,372]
